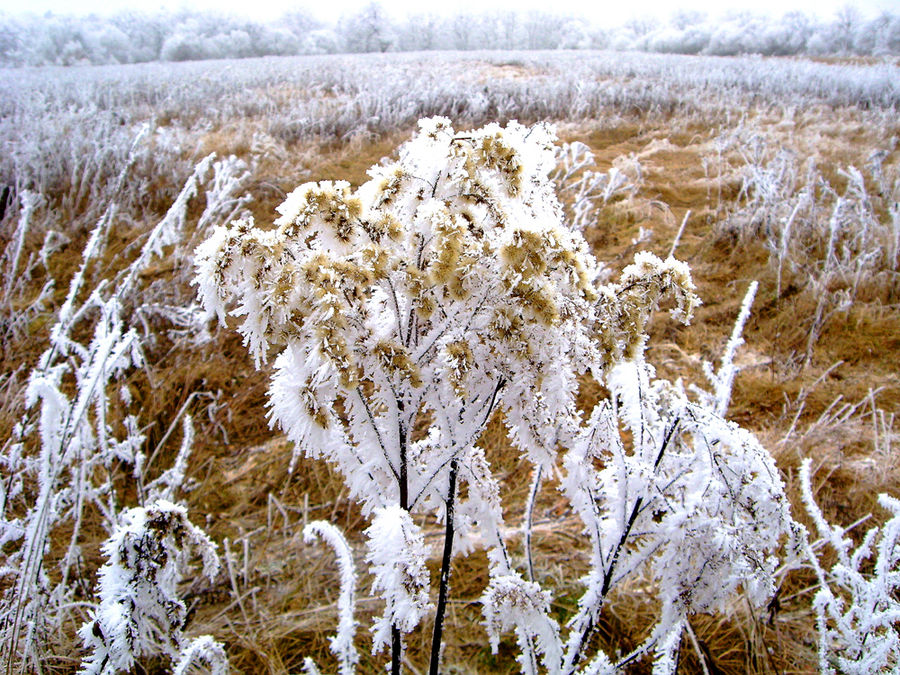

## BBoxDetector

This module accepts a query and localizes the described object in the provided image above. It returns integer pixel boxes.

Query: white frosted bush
[0,144,248,671]
[195,116,797,674]
[557,358,796,673]
[715,132,899,363]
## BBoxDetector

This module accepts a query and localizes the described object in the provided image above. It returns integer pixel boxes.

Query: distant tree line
[0,3,898,67]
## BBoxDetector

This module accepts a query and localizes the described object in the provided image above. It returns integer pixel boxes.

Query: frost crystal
[173,635,229,675]
[365,506,432,653]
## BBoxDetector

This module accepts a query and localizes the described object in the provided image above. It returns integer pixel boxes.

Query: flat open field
[1,51,899,673]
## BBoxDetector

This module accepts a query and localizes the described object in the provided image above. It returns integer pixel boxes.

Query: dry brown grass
[4,94,898,674]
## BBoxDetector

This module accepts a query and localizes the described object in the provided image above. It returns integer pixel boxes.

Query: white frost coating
[551,141,642,235]
[800,459,900,675]
[117,154,216,299]
[145,415,195,503]
[1,189,36,306]
[482,573,562,674]
[77,500,221,674]
[2,138,248,672]
[303,657,323,675]
[694,279,758,416]
[303,521,360,675]
[2,150,228,671]
[558,357,794,673]
[192,117,616,517]
[364,506,433,653]
[651,623,683,675]
[173,635,229,675]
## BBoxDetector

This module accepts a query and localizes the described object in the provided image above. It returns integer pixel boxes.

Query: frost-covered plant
[195,116,796,674]
[0,143,248,670]
[173,635,230,675]
[0,190,54,342]
[691,279,758,416]
[550,357,797,674]
[714,133,899,362]
[195,116,610,671]
[800,460,900,674]
[78,499,225,675]
[552,140,642,234]
[303,521,360,675]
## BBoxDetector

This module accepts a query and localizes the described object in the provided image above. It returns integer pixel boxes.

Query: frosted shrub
[555,358,796,673]
[78,500,226,674]
[800,460,900,674]
[551,141,642,234]
[195,117,795,673]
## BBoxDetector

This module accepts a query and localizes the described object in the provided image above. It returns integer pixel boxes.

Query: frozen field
[1,51,899,674]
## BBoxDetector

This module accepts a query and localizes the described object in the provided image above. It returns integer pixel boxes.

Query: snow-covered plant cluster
[0,138,247,671]
[195,116,802,673]
[3,52,895,197]
[78,500,226,675]
[715,131,899,363]
[551,357,797,673]
[551,141,642,235]
[800,460,900,674]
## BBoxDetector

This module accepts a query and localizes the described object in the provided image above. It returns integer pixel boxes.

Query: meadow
[1,50,899,673]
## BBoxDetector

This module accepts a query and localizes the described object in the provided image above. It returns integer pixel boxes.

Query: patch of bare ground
[473,60,548,84]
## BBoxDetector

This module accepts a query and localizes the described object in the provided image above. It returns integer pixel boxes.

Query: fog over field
[0,17,899,675]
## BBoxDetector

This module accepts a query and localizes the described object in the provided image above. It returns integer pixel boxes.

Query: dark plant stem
[392,407,409,675]
[564,417,680,674]
[524,464,543,583]
[566,495,645,674]
[429,457,459,675]
[391,629,402,675]
[399,421,409,512]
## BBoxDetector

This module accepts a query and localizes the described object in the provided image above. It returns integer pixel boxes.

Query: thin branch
[428,457,459,675]
[524,465,543,584]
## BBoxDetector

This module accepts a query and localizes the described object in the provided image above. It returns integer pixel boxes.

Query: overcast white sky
[0,0,895,25]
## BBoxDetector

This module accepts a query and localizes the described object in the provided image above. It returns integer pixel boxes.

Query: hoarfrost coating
[0,149,248,671]
[194,117,801,673]
[0,42,896,672]
[304,521,360,674]
[77,500,224,674]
